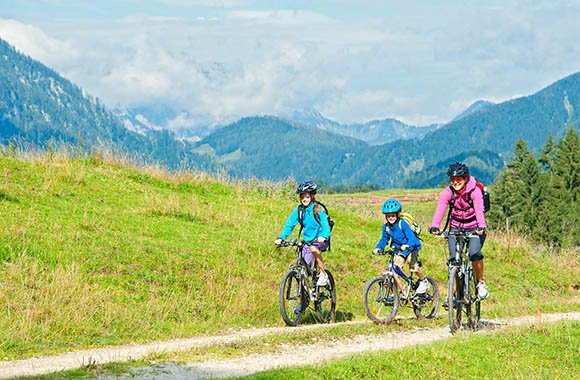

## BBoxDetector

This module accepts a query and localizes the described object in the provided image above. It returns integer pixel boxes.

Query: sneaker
[293,302,303,314]
[477,280,489,300]
[316,272,329,287]
[415,279,430,294]
[442,297,456,309]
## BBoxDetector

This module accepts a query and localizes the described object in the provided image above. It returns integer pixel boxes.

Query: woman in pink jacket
[429,162,489,300]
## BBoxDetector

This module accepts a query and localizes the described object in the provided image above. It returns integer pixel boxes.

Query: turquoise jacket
[279,203,331,242]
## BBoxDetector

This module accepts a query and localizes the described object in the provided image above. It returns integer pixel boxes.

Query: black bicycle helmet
[447,162,469,178]
[296,181,318,194]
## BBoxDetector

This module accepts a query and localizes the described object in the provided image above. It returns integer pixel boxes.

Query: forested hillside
[0,38,213,170]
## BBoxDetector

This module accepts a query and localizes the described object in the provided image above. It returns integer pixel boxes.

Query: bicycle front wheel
[448,266,463,333]
[363,276,399,324]
[279,270,305,326]
[315,270,336,323]
[466,271,481,330]
[413,275,440,319]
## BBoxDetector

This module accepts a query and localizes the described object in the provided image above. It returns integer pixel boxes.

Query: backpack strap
[443,186,477,231]
[297,204,305,238]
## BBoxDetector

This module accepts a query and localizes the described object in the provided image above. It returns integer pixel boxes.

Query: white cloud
[160,0,245,6]
[228,10,338,25]
[0,18,79,69]
[2,0,580,129]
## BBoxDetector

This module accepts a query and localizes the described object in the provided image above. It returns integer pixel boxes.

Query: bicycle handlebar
[373,248,403,256]
[436,230,479,239]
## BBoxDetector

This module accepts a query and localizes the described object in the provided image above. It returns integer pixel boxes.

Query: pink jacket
[431,176,487,230]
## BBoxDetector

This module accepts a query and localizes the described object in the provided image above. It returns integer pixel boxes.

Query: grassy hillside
[1,152,579,360]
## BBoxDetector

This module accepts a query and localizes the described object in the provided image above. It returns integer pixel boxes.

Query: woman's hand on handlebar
[429,227,440,235]
[400,244,410,251]
[274,238,283,246]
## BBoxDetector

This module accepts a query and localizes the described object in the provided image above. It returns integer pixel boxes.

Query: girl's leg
[310,245,325,274]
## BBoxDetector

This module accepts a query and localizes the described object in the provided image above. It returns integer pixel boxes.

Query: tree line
[488,127,580,248]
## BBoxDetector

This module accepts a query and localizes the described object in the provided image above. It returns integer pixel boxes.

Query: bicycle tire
[315,270,336,323]
[466,271,481,329]
[413,275,440,319]
[279,269,305,326]
[363,275,399,324]
[448,266,463,333]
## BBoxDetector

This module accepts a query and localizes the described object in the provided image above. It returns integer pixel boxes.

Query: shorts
[301,241,329,267]
[394,251,420,272]
[448,227,486,262]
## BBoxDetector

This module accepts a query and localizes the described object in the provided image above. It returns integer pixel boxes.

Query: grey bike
[440,229,481,333]
[278,238,336,326]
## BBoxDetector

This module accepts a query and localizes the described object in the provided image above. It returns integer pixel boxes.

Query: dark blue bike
[363,248,439,324]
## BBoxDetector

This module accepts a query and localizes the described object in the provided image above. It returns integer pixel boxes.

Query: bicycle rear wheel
[363,276,399,324]
[413,275,440,319]
[448,266,463,333]
[466,271,481,329]
[315,270,336,323]
[279,270,305,326]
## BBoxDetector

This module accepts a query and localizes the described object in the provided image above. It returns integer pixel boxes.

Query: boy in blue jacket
[373,199,429,294]
[275,181,331,286]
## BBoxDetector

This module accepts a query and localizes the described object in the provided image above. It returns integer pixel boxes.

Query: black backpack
[297,201,334,247]
[443,179,490,231]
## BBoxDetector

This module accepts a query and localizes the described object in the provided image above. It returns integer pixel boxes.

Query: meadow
[1,151,579,362]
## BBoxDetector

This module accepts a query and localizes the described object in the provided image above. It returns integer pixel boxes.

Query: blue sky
[1,0,579,129]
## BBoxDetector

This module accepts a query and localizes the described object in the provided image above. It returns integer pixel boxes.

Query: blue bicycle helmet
[296,181,318,194]
[382,199,402,214]
[447,162,469,178]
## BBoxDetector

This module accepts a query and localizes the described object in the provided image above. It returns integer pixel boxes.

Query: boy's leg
[393,255,407,292]
[408,251,425,280]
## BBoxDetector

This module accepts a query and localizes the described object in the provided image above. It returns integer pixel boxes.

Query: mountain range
[1,37,579,188]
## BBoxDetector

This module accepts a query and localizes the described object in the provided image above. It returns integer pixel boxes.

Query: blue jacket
[279,203,331,242]
[375,218,421,255]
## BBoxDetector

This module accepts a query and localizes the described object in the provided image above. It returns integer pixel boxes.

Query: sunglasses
[450,177,465,184]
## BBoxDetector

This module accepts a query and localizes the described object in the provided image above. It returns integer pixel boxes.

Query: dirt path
[337,192,440,207]
[1,312,579,379]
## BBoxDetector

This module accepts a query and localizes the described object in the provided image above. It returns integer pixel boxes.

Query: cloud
[160,0,245,6]
[228,10,338,25]
[0,18,79,69]
[3,0,580,129]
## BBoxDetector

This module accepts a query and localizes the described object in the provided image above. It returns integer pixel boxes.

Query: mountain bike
[439,229,481,333]
[363,248,439,324]
[278,238,336,326]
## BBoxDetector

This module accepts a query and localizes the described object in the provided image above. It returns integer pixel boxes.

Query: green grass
[223,320,580,380]
[1,153,579,360]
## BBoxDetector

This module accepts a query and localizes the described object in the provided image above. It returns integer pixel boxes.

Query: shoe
[316,272,329,287]
[416,279,430,294]
[442,297,456,309]
[293,302,303,314]
[477,280,489,300]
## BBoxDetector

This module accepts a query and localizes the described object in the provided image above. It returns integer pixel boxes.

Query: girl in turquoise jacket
[275,181,331,287]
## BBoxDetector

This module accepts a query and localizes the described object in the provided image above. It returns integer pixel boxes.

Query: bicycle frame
[446,229,477,305]
[441,228,481,332]
[287,240,321,303]
[385,251,428,305]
